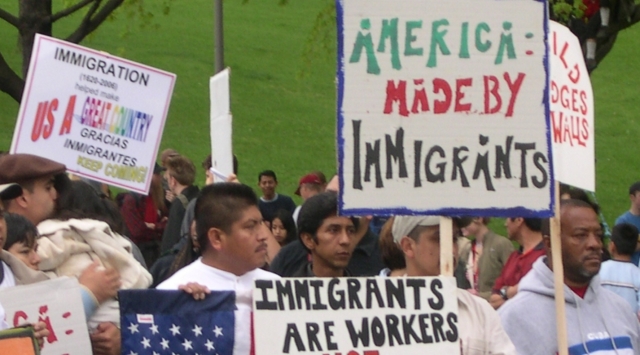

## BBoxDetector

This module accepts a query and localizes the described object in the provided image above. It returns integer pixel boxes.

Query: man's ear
[14,193,29,209]
[300,233,316,251]
[400,237,413,259]
[207,228,225,251]
[542,235,552,250]
[514,217,525,229]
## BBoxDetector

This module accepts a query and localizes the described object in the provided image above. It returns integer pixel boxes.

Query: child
[3,213,40,270]
[599,223,640,320]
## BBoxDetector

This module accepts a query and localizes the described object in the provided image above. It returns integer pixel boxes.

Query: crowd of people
[0,150,639,354]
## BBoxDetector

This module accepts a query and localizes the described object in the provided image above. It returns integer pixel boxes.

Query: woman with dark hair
[377,217,406,276]
[270,209,296,247]
[120,168,168,266]
[3,213,40,270]
[36,180,152,331]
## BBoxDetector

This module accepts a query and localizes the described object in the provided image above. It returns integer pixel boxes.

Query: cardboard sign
[11,34,176,195]
[210,68,233,182]
[253,277,460,355]
[337,0,553,217]
[549,21,594,192]
[0,277,91,355]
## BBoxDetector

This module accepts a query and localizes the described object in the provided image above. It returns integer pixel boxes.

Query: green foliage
[550,0,585,24]
[117,0,174,35]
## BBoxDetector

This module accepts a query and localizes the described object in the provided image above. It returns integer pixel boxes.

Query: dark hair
[195,183,258,251]
[629,182,640,195]
[4,213,38,250]
[160,149,179,166]
[18,173,71,197]
[560,198,600,214]
[204,155,239,175]
[611,223,639,256]
[561,186,591,204]
[270,209,297,246]
[523,218,543,232]
[459,216,490,226]
[310,171,327,185]
[168,237,201,277]
[542,199,602,237]
[297,191,358,250]
[258,170,277,183]
[379,217,406,271]
[202,154,212,171]
[54,180,127,235]
[166,155,196,186]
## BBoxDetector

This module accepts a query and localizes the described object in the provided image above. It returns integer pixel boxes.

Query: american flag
[119,290,235,355]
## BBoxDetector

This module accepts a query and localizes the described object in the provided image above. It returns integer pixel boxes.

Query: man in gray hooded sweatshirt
[499,199,640,354]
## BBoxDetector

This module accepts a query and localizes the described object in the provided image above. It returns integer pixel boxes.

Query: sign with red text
[549,22,594,192]
[254,277,459,355]
[0,277,91,355]
[337,0,552,217]
[11,34,176,194]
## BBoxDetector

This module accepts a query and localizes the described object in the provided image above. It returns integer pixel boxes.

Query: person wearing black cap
[0,153,69,225]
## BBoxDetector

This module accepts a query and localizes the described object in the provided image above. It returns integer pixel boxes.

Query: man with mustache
[158,183,279,355]
[499,199,640,354]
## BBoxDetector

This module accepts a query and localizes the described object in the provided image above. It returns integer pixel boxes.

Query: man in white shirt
[393,216,516,355]
[158,183,280,355]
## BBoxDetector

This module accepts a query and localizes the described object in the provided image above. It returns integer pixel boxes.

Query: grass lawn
[0,0,638,232]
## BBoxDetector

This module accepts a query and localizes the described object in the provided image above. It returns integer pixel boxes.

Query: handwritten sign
[253,277,460,355]
[337,0,552,217]
[549,21,594,192]
[0,277,91,355]
[11,34,176,194]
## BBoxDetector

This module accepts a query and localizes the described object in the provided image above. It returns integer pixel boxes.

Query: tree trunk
[18,0,52,77]
[0,52,24,102]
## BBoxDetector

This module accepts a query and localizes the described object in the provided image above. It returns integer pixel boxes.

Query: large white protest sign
[0,277,91,355]
[337,0,553,217]
[549,22,594,192]
[210,68,233,182]
[254,277,460,355]
[11,34,176,194]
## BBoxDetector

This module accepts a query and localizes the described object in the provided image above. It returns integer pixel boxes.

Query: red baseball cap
[295,173,323,195]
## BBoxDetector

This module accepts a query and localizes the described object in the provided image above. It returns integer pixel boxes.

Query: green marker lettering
[377,18,401,70]
[427,19,451,68]
[404,20,423,57]
[475,22,491,53]
[495,21,516,65]
[349,19,380,75]
[459,22,470,59]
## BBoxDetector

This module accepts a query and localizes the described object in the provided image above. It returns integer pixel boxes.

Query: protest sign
[254,277,460,355]
[549,21,594,192]
[0,277,91,355]
[210,68,234,182]
[0,326,39,355]
[337,0,553,217]
[11,34,176,194]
